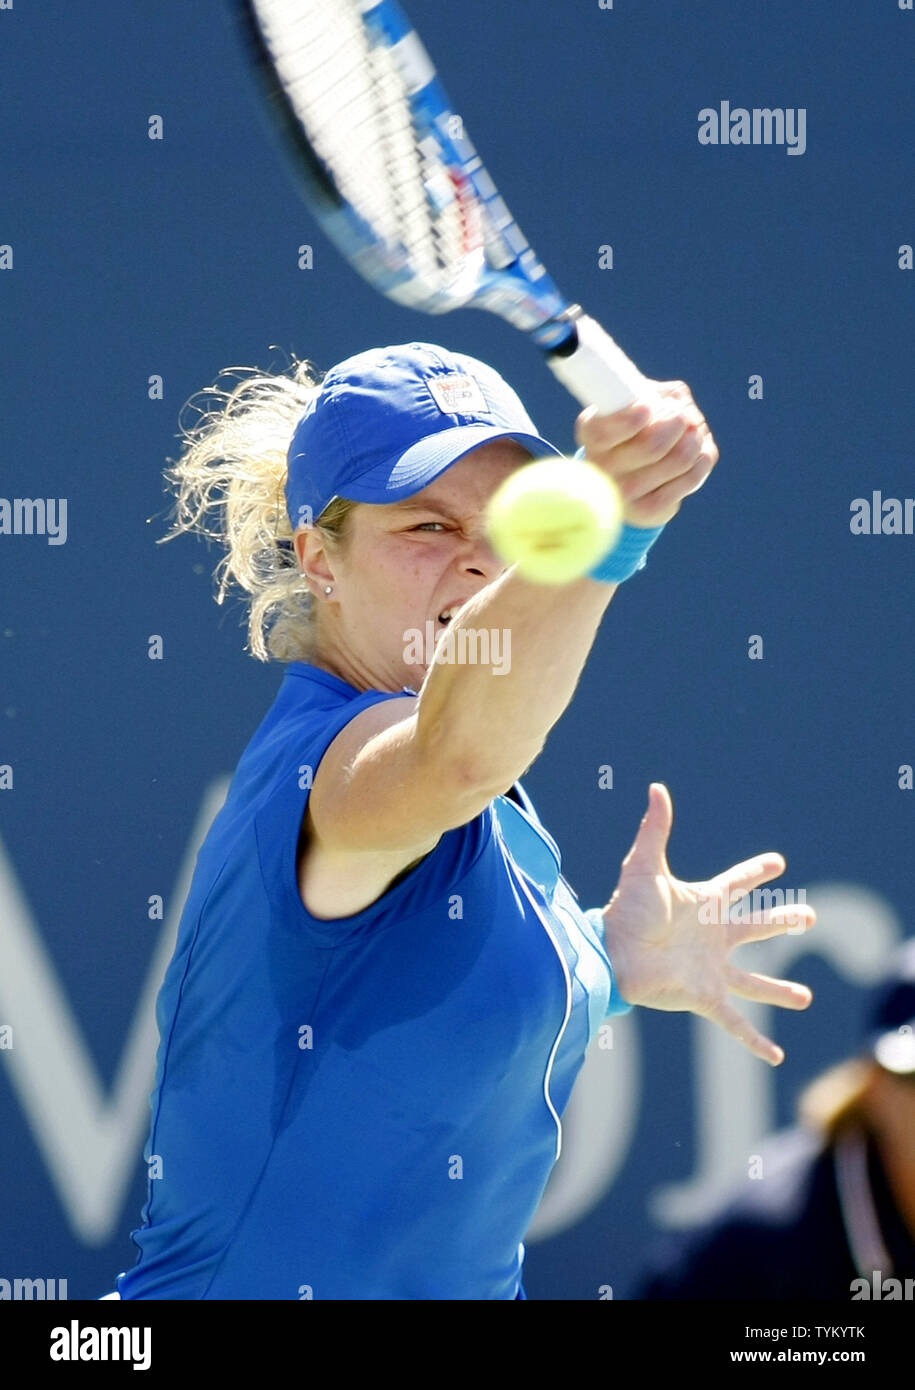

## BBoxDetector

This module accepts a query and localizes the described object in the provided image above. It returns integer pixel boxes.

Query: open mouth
[436,602,464,629]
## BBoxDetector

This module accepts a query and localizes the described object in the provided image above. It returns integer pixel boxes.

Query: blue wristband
[584,908,634,1017]
[573,445,665,583]
[588,522,665,583]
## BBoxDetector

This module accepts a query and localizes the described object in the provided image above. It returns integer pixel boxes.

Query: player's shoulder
[268,665,418,753]
[232,668,416,815]
[313,691,418,765]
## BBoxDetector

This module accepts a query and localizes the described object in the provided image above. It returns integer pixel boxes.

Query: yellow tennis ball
[485,456,624,584]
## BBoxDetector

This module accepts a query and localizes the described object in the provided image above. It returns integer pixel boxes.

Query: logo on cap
[426,374,489,415]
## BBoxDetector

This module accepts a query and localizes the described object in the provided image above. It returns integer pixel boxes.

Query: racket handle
[546,313,651,415]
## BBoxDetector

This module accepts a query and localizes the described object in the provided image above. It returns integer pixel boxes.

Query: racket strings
[251,0,477,299]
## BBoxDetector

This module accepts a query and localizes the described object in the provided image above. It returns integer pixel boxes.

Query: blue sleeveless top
[115,663,629,1300]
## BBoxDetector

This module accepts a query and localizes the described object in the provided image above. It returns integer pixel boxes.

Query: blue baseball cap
[285,342,564,529]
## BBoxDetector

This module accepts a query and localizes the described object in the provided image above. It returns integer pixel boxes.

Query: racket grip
[546,314,650,415]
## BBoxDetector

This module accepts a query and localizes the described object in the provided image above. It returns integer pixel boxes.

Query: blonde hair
[158,351,359,662]
[797,1056,877,1140]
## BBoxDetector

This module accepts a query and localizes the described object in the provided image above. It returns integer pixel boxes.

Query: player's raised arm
[412,383,717,793]
[300,380,715,861]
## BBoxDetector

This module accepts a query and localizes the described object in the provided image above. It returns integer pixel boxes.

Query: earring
[324,585,333,595]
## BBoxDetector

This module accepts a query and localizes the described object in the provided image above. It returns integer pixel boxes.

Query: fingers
[614,423,709,503]
[704,997,786,1067]
[591,411,695,476]
[584,381,713,477]
[575,380,720,529]
[620,782,674,872]
[575,383,715,477]
[623,436,720,526]
[708,854,787,898]
[725,965,814,1010]
[699,860,815,944]
[656,379,708,423]
[727,904,816,947]
[575,401,653,454]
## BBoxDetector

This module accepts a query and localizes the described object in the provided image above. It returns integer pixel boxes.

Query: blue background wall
[1,0,912,1300]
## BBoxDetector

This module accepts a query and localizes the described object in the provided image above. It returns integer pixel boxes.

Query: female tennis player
[108,341,815,1300]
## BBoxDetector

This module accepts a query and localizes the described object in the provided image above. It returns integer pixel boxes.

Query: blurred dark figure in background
[635,939,915,1300]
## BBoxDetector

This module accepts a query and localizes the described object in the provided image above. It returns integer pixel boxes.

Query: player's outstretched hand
[575,380,719,528]
[598,783,816,1065]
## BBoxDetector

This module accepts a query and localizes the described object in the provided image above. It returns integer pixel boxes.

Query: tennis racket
[235,0,662,417]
